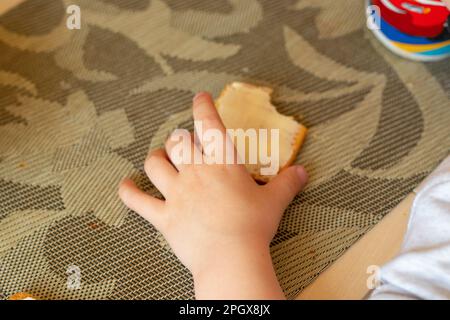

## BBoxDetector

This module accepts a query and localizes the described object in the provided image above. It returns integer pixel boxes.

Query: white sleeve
[370,156,450,300]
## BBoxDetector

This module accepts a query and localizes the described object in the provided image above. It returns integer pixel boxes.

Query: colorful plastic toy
[368,0,450,61]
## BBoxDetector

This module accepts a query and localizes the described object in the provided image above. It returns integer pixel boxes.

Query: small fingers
[193,92,227,136]
[264,165,308,210]
[118,178,166,231]
[144,148,177,196]
[192,92,237,164]
[165,129,201,170]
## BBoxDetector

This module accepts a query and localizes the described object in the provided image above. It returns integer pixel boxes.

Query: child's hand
[118,92,308,299]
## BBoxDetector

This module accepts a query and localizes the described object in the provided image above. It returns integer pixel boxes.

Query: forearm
[193,241,285,300]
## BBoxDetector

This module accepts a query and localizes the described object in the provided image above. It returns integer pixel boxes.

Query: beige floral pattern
[0,90,137,226]
[0,0,449,299]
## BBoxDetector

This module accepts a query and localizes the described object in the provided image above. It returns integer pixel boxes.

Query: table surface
[0,0,413,300]
[297,193,413,299]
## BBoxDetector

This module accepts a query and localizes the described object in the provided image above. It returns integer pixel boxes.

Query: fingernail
[119,177,131,187]
[296,166,308,188]
[118,178,130,196]
[193,91,209,103]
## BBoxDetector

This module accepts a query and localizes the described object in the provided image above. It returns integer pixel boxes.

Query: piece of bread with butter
[215,82,307,183]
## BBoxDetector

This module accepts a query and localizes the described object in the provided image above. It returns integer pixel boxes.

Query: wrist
[191,238,284,299]
[191,237,271,279]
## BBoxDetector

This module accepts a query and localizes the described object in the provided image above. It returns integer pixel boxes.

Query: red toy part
[373,0,450,37]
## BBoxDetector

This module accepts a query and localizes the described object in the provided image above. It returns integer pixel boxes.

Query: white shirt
[370,156,450,299]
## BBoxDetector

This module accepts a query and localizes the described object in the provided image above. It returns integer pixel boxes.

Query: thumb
[265,165,308,209]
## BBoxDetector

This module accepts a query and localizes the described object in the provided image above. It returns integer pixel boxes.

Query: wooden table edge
[296,193,414,300]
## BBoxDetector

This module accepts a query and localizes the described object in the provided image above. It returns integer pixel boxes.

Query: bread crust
[253,124,307,183]
[215,82,307,183]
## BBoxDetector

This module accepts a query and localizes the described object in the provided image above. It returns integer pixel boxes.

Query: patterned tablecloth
[0,0,449,299]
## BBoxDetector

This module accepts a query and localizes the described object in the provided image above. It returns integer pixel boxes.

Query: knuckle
[164,140,176,158]
[164,138,172,151]
[118,182,130,201]
[201,113,219,125]
[166,130,189,148]
[144,152,159,173]
[282,172,299,195]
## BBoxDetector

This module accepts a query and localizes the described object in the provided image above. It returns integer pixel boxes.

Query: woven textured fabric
[0,0,449,300]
